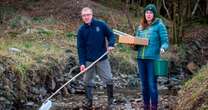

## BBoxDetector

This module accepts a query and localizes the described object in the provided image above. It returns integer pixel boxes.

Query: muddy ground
[49,87,177,110]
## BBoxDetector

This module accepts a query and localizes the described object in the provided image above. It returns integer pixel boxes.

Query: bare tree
[191,0,200,16]
[162,0,171,19]
[206,0,208,15]
[124,0,134,32]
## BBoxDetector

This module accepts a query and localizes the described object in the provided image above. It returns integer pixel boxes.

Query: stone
[39,87,47,96]
[24,101,35,106]
[135,98,142,102]
[0,64,5,74]
[8,48,21,53]
[51,78,56,90]
[187,62,199,74]
[158,85,169,95]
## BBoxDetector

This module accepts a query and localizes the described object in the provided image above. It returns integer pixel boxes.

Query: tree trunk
[162,0,171,19]
[187,0,192,19]
[172,0,178,44]
[191,0,200,16]
[156,0,162,15]
[179,0,184,43]
[206,0,208,15]
[124,0,134,32]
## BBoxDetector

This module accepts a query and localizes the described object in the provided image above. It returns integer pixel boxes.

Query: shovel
[39,51,109,110]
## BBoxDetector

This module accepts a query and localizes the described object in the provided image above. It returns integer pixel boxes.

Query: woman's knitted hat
[144,4,157,16]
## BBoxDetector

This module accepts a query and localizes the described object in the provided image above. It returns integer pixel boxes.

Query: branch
[206,0,208,15]
[192,0,200,16]
[115,62,121,75]
[67,65,79,77]
[162,0,171,19]
[123,0,134,32]
[110,11,117,28]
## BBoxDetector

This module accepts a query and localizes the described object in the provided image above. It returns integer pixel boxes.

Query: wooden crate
[118,36,149,45]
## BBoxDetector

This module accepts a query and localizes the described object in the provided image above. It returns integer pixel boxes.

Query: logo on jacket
[96,26,100,32]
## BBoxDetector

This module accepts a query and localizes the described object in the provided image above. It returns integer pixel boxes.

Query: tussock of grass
[32,16,59,25]
[176,64,208,110]
[0,5,16,23]
[0,27,72,75]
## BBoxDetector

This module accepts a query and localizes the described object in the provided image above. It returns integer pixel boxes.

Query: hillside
[0,0,208,110]
[176,64,208,110]
[0,0,138,32]
[0,0,139,109]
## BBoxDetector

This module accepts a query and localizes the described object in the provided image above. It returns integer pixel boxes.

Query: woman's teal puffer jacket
[135,18,169,60]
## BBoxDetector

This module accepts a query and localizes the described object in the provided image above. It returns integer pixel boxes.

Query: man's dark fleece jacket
[77,18,115,65]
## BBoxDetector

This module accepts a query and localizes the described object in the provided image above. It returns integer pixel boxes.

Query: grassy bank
[176,64,208,110]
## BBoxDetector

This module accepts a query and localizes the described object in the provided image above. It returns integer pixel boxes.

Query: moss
[0,26,68,76]
[32,17,59,24]
[176,64,208,110]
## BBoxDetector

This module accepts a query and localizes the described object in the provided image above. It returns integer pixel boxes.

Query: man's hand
[80,65,86,72]
[108,46,115,53]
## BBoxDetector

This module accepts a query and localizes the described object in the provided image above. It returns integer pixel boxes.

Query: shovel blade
[39,100,52,110]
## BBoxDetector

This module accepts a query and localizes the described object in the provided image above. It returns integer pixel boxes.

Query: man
[77,7,115,109]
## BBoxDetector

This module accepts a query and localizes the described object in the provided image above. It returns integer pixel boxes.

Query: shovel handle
[45,51,109,101]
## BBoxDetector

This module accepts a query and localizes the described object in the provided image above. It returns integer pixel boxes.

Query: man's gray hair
[81,7,93,14]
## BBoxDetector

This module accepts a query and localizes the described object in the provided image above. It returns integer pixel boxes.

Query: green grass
[116,44,132,54]
[0,5,17,23]
[32,16,59,25]
[9,15,31,29]
[66,31,76,40]
[36,28,55,36]
[177,64,208,110]
[0,30,69,76]
[183,64,208,88]
[8,16,59,29]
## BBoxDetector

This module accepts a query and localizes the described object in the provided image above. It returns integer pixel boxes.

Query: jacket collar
[84,18,95,27]
[151,18,160,25]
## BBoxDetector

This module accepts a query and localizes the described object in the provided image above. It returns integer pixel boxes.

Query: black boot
[143,104,150,110]
[151,104,157,110]
[83,86,93,109]
[107,84,114,105]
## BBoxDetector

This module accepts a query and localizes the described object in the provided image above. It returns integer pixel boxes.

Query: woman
[135,4,169,110]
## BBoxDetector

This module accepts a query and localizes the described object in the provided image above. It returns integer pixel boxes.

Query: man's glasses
[81,14,92,17]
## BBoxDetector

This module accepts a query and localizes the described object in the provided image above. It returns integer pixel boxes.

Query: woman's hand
[160,48,165,55]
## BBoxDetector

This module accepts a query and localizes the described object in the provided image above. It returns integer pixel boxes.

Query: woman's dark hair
[140,4,157,30]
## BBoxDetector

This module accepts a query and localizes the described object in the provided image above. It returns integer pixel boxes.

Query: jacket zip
[141,30,147,59]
